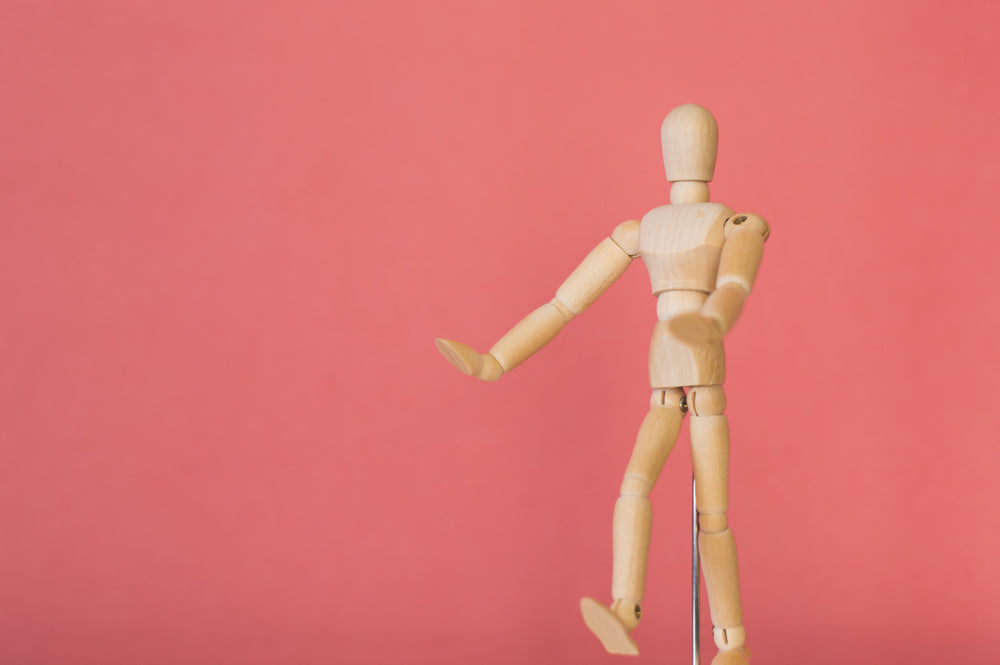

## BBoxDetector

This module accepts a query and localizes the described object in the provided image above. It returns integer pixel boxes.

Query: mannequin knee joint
[620,473,652,497]
[650,388,686,411]
[688,385,726,417]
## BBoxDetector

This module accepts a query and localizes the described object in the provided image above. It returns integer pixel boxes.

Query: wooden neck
[669,181,710,204]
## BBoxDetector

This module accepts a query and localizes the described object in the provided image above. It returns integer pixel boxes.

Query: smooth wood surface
[661,103,718,182]
[555,237,632,315]
[700,283,746,336]
[434,338,503,381]
[693,214,769,338]
[612,390,685,621]
[435,104,768,662]
[691,414,730,526]
[434,231,634,381]
[656,288,706,321]
[486,301,568,372]
[579,598,639,655]
[639,203,730,294]
[620,390,685,496]
[688,385,727,417]
[699,529,743,630]
[649,320,726,388]
[611,495,652,606]
[611,219,642,256]
[716,216,769,293]
[670,180,711,204]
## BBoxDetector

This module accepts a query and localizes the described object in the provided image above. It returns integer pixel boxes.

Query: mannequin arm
[436,220,640,381]
[669,214,769,343]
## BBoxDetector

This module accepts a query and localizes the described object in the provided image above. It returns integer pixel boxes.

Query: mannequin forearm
[490,235,634,373]
[486,298,574,373]
[701,283,747,335]
[436,223,638,381]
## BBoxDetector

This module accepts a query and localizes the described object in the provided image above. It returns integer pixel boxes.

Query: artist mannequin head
[661,104,718,204]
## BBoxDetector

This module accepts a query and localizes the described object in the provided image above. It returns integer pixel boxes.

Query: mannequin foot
[579,597,640,655]
[711,646,751,665]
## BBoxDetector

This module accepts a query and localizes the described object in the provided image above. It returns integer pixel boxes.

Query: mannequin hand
[434,339,504,381]
[668,312,723,344]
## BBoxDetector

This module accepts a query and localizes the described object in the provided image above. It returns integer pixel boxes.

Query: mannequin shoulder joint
[611,219,641,256]
[724,213,769,241]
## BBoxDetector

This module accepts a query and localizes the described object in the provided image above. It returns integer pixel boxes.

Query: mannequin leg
[581,387,685,655]
[689,385,750,665]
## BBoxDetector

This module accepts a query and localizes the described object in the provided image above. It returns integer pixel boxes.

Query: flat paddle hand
[434,338,503,381]
[667,312,723,344]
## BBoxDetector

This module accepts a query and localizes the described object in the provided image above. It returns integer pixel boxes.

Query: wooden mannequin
[436,104,769,664]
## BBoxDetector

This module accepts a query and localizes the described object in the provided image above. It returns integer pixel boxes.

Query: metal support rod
[692,475,700,665]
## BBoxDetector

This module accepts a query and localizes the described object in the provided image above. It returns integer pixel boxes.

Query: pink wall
[2,2,998,663]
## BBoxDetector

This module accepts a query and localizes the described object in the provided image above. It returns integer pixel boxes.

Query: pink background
[2,2,998,664]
